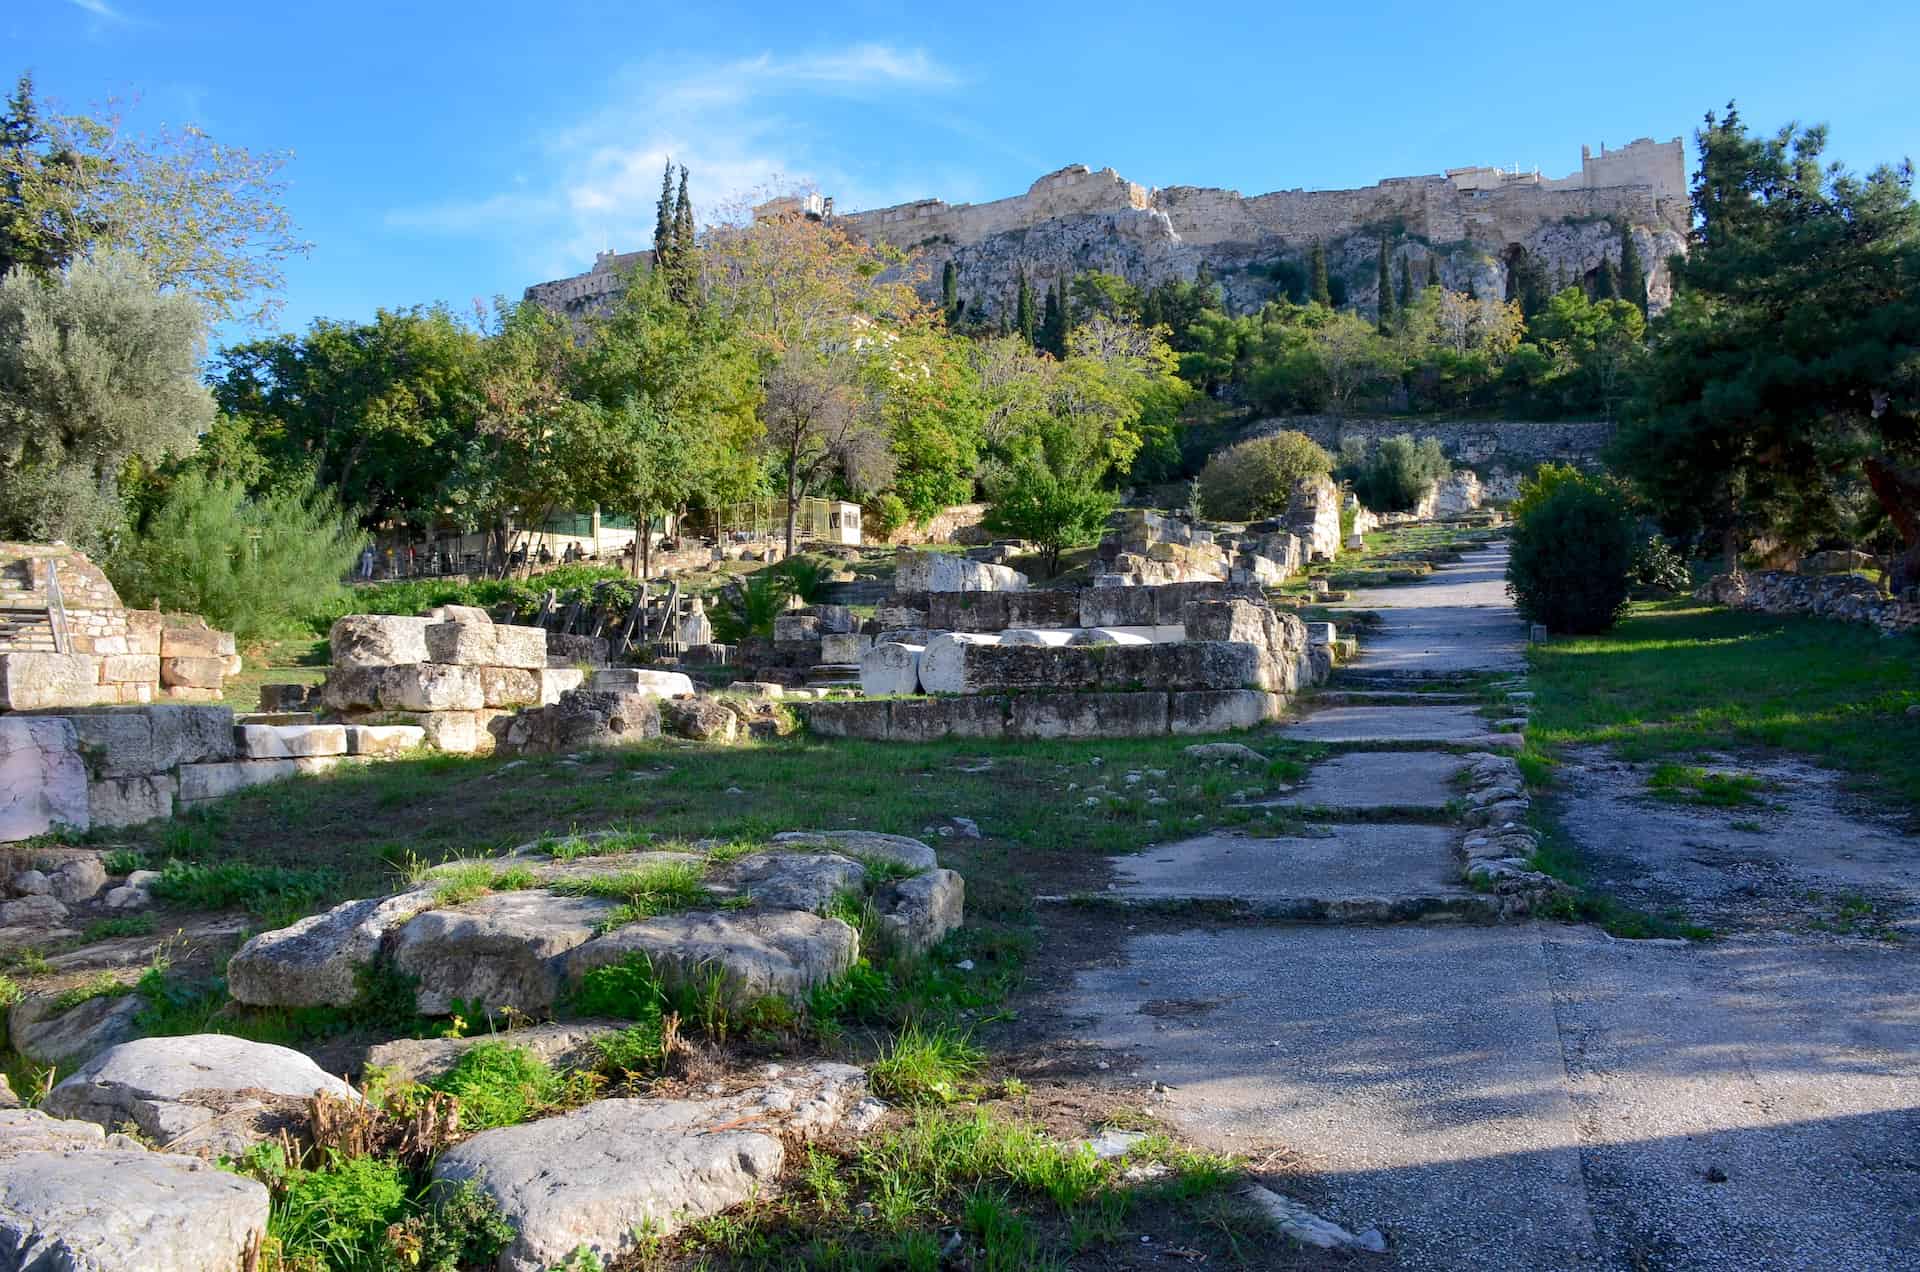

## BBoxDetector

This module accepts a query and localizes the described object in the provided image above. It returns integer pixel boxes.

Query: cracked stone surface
[1269,750,1465,811]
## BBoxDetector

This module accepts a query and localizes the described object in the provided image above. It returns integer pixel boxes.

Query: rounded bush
[1196,430,1332,521]
[1339,433,1451,513]
[1506,473,1636,634]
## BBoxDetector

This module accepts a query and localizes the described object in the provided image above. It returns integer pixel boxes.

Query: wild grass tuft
[427,1041,598,1131]
[868,1023,985,1106]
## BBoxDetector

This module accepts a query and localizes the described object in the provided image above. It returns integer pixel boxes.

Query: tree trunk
[1864,457,1920,592]
[785,467,800,562]
[639,506,652,581]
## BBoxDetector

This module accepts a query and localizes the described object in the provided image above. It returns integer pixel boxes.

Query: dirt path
[1038,540,1920,1269]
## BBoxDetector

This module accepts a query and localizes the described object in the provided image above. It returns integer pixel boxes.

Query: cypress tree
[1397,255,1413,309]
[1376,240,1397,331]
[1596,256,1621,301]
[1015,267,1036,347]
[1309,241,1331,306]
[1039,282,1064,357]
[941,260,959,323]
[1618,223,1648,313]
[653,159,676,273]
[1426,254,1441,289]
[668,165,696,305]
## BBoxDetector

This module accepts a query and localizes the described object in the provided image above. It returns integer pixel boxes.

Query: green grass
[868,1023,985,1106]
[1526,600,1920,812]
[50,971,134,1013]
[424,860,538,906]
[219,634,330,714]
[427,1041,597,1131]
[147,860,339,924]
[79,914,157,942]
[551,859,711,929]
[1646,762,1770,808]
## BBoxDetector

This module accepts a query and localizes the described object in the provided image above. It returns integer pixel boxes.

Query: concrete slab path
[1281,704,1498,744]
[1330,543,1527,677]
[1272,751,1464,811]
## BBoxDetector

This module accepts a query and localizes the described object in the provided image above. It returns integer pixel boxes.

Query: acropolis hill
[526,137,1689,319]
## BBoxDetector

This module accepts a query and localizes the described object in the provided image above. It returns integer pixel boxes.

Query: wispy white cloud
[384,43,964,283]
[65,0,130,23]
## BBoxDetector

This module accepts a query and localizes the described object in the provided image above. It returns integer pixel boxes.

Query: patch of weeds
[1515,748,1554,789]
[50,972,134,1013]
[384,1177,517,1271]
[854,855,926,886]
[148,860,338,923]
[593,1019,669,1076]
[1647,762,1769,808]
[136,960,424,1047]
[80,914,157,942]
[427,860,538,906]
[567,952,669,1023]
[554,860,710,928]
[868,1022,985,1106]
[427,1041,599,1131]
[1729,819,1766,833]
[243,1143,412,1272]
[3,949,50,976]
[102,848,147,875]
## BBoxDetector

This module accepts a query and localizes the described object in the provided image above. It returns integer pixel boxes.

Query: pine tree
[1618,223,1648,314]
[1595,256,1621,301]
[1015,267,1036,348]
[1376,240,1397,332]
[1308,241,1331,306]
[652,159,676,272]
[1397,255,1413,309]
[941,259,959,324]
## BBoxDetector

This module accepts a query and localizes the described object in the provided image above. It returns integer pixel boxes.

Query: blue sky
[14,0,1919,344]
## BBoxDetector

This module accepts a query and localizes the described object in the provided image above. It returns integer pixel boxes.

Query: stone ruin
[0,543,241,711]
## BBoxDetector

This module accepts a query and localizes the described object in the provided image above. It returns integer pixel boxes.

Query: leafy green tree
[1068,271,1140,325]
[1615,105,1920,581]
[0,253,213,552]
[1618,222,1648,313]
[1506,246,1549,319]
[1195,430,1332,521]
[1338,433,1451,512]
[110,472,364,641]
[1535,288,1646,419]
[982,416,1117,576]
[1376,240,1397,331]
[1309,240,1331,306]
[1139,274,1223,347]
[210,305,482,530]
[0,75,304,324]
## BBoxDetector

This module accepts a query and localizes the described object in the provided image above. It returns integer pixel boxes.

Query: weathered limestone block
[1003,590,1082,629]
[328,614,430,667]
[894,550,1028,593]
[915,632,1004,694]
[321,664,387,711]
[1168,689,1284,734]
[62,709,153,778]
[477,666,541,708]
[768,830,938,871]
[235,723,348,759]
[873,602,928,630]
[772,613,819,641]
[859,642,924,697]
[394,891,619,1015]
[951,643,1101,693]
[0,652,100,710]
[342,724,426,757]
[703,852,867,914]
[366,1019,629,1085]
[432,1065,867,1271]
[1078,587,1156,629]
[875,868,964,954]
[589,668,694,698]
[424,621,547,669]
[566,909,859,1007]
[45,1034,358,1158]
[889,695,1007,741]
[87,772,175,828]
[229,890,437,1007]
[8,993,142,1068]
[819,632,873,664]
[810,604,855,635]
[799,699,892,739]
[362,710,482,754]
[0,717,88,841]
[1305,622,1337,646]
[380,663,484,712]
[150,704,238,767]
[726,681,785,700]
[545,632,610,667]
[0,1113,269,1271]
[99,653,160,684]
[1008,691,1169,739]
[661,696,739,743]
[160,620,236,660]
[0,894,68,929]
[498,690,661,757]
[425,603,492,625]
[1181,598,1273,646]
[538,667,585,704]
[927,590,1009,632]
[176,759,300,806]
[160,656,227,689]
[48,856,105,903]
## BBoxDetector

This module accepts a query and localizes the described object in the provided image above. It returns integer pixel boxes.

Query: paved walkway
[1064,538,1920,1269]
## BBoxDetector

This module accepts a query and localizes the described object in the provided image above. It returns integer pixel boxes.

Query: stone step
[1313,689,1476,706]
[1056,823,1496,924]
[1253,751,1465,814]
[1281,704,1518,748]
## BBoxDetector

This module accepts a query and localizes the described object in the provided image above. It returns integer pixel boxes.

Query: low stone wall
[797,689,1286,741]
[884,581,1263,635]
[1261,417,1616,470]
[1697,571,1920,635]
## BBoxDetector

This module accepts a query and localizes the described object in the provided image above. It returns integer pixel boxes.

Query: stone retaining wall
[1697,571,1920,635]
[797,689,1286,741]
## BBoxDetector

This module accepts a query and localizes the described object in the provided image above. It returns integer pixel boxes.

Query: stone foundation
[1698,571,1920,635]
[796,690,1285,741]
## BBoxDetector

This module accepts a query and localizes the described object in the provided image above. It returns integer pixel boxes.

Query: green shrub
[568,952,669,1022]
[1629,535,1690,593]
[386,1178,516,1272]
[266,1149,412,1271]
[109,472,365,642]
[428,1041,593,1131]
[1338,433,1450,512]
[1506,469,1636,634]
[863,492,910,542]
[1195,430,1331,521]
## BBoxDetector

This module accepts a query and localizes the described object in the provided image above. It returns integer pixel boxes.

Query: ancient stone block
[1008,691,1169,739]
[661,697,739,743]
[329,613,432,668]
[894,550,1028,593]
[810,604,855,635]
[258,683,319,712]
[379,663,484,712]
[320,665,386,711]
[928,590,1009,631]
[0,652,100,711]
[97,653,159,684]
[425,604,492,625]
[159,621,236,660]
[799,700,892,740]
[1168,689,1283,734]
[566,910,859,1008]
[859,643,924,697]
[477,666,540,708]
[772,614,820,641]
[176,759,299,806]
[588,668,694,698]
[875,869,964,954]
[1078,587,1156,629]
[955,643,1102,693]
[235,724,348,759]
[424,621,547,670]
[537,667,584,704]
[915,632,1006,694]
[148,705,238,767]
[342,724,426,757]
[87,773,175,828]
[544,633,609,667]
[497,690,661,756]
[0,718,88,841]
[395,891,619,1015]
[160,656,226,689]
[819,632,873,664]
[1003,590,1082,629]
